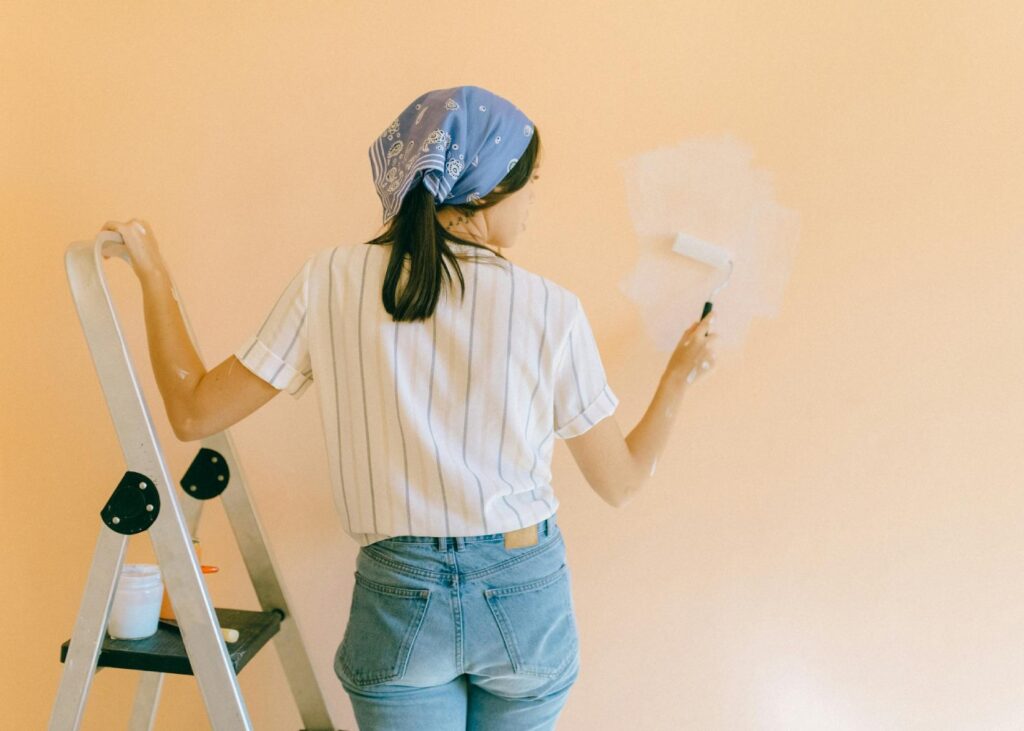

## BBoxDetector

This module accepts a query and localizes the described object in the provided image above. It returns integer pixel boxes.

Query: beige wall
[4,1,1023,728]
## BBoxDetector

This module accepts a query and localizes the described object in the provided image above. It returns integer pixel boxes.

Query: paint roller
[672,232,734,321]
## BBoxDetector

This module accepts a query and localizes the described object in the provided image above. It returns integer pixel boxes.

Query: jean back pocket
[335,571,432,687]
[484,562,579,678]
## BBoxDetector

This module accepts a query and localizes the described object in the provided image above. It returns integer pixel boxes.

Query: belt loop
[455,536,464,551]
[435,536,444,552]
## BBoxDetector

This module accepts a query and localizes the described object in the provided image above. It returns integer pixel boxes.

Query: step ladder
[50,231,343,730]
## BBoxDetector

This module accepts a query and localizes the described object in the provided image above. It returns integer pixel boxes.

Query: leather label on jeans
[504,524,539,549]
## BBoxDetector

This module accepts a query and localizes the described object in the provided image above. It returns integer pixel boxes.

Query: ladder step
[59,607,283,676]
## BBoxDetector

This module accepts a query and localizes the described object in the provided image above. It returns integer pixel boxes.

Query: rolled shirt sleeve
[233,257,314,399]
[552,297,619,439]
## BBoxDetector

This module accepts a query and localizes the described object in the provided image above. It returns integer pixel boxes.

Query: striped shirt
[234,241,619,547]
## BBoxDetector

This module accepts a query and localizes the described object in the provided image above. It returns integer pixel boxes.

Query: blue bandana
[370,85,535,224]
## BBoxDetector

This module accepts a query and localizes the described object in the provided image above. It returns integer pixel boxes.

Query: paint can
[107,563,163,640]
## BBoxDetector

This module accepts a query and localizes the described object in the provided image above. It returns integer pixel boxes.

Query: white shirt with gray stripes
[234,241,619,547]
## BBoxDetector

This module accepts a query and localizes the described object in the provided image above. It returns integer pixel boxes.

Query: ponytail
[365,127,541,322]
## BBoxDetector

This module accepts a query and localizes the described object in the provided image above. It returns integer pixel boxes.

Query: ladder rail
[107,235,336,727]
[118,234,335,728]
[49,528,128,727]
[127,672,163,731]
[213,429,336,729]
[127,479,204,731]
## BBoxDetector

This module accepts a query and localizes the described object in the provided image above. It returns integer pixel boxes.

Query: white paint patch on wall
[617,134,801,355]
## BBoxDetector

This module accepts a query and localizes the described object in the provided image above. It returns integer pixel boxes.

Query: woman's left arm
[101,219,280,441]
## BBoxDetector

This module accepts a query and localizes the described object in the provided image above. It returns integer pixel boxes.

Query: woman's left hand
[100,218,167,281]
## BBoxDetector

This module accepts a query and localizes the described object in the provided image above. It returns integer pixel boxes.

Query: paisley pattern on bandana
[369,86,535,224]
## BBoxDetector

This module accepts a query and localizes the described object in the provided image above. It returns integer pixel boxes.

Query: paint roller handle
[667,314,717,384]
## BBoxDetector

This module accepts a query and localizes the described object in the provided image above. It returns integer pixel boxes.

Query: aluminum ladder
[49,231,341,730]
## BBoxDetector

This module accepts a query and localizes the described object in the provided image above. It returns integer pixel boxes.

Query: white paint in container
[108,563,163,640]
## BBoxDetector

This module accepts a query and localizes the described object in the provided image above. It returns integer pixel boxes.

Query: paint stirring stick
[159,618,240,643]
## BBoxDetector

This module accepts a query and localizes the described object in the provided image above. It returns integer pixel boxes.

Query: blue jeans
[334,513,580,730]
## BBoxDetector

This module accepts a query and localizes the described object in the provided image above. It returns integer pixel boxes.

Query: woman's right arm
[177,355,281,441]
[565,315,717,507]
[133,264,283,442]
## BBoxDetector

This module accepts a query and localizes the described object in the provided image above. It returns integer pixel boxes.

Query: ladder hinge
[100,470,160,534]
[180,447,230,500]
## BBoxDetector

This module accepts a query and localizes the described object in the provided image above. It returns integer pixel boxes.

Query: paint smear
[617,134,800,355]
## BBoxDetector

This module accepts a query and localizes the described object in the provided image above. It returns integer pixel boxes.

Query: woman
[101,85,716,730]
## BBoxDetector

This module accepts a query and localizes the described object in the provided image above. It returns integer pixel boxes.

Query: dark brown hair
[363,128,542,322]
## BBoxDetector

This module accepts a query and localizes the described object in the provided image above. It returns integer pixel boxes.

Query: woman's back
[234,240,618,547]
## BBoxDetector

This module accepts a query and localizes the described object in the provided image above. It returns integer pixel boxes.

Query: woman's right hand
[668,314,717,384]
[100,219,168,283]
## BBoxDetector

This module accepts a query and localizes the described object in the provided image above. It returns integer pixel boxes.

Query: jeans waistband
[374,513,557,552]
